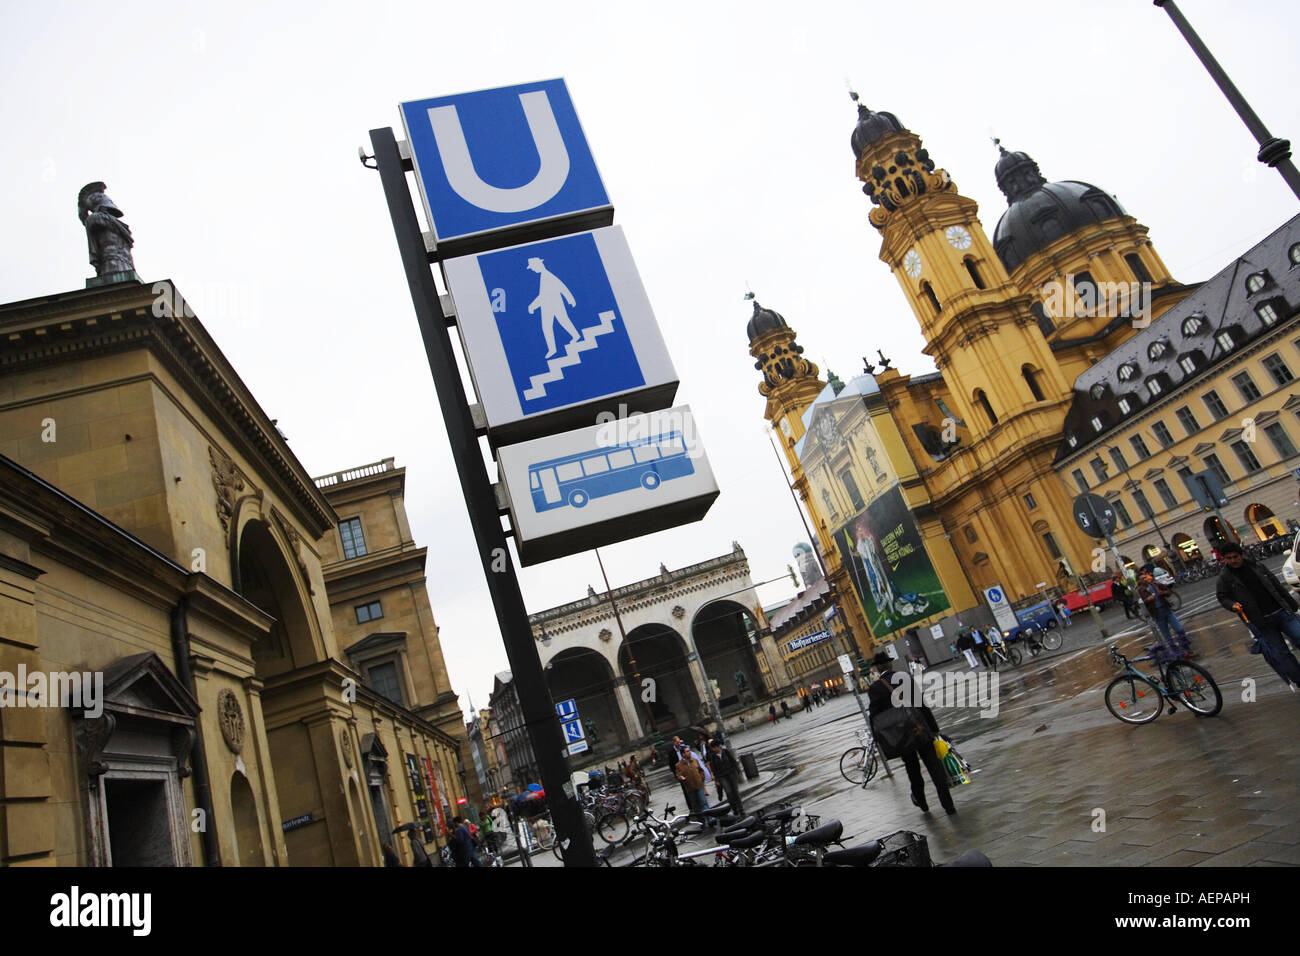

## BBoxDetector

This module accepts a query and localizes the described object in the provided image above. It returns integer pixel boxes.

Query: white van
[1281,531,1300,592]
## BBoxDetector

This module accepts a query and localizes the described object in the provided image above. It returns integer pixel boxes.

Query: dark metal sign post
[368,126,596,867]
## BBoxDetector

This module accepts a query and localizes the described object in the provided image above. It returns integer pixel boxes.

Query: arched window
[975,389,998,427]
[964,258,986,290]
[920,282,941,315]
[1022,365,1045,402]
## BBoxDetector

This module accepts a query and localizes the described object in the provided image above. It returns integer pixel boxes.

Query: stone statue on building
[78,182,136,279]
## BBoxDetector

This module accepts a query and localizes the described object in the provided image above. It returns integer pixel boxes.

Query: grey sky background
[3,1,1297,719]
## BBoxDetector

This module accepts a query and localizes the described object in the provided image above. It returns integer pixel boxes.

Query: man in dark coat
[1216,542,1300,687]
[706,739,744,815]
[867,654,955,815]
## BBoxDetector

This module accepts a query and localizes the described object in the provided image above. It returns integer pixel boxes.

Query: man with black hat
[1216,541,1300,688]
[866,652,955,816]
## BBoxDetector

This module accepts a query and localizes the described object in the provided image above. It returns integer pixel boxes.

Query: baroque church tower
[850,100,1108,598]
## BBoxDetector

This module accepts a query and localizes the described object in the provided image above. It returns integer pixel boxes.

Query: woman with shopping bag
[867,653,956,816]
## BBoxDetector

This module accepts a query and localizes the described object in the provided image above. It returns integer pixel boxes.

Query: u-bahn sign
[400,78,613,256]
[496,405,719,565]
[444,225,678,445]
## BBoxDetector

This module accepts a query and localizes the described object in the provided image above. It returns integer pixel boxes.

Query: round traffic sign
[1072,493,1117,538]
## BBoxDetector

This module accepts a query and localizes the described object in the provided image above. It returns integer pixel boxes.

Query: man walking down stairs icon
[522,256,618,401]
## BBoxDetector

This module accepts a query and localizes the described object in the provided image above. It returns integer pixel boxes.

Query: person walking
[707,739,745,815]
[1216,541,1300,689]
[1112,571,1137,619]
[867,654,955,816]
[768,703,777,724]
[802,693,814,715]
[675,745,709,817]
[970,626,992,668]
[449,816,483,867]
[1135,571,1193,659]
[780,700,792,720]
[956,627,979,669]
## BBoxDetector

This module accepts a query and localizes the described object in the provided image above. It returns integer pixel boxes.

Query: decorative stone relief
[217,689,245,754]
[209,445,246,532]
[598,628,612,643]
[341,730,354,767]
[671,605,685,620]
[270,505,316,595]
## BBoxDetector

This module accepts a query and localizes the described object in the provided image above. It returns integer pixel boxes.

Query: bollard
[740,753,759,781]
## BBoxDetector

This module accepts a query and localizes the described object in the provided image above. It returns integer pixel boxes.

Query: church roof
[851,102,907,158]
[1055,213,1300,464]
[745,298,789,344]
[991,145,1127,274]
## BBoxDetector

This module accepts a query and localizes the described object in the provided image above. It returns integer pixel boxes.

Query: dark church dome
[746,299,788,344]
[851,103,906,159]
[991,144,1127,273]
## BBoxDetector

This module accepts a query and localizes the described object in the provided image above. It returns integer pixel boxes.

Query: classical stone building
[0,257,468,864]
[525,544,791,760]
[314,456,482,814]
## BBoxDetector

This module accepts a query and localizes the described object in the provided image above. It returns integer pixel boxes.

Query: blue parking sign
[400,79,612,252]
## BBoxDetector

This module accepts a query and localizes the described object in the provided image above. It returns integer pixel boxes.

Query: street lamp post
[1154,0,1300,202]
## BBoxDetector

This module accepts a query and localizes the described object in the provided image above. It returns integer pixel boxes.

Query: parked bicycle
[1017,623,1063,657]
[985,636,1022,669]
[1104,644,1222,724]
[839,727,880,786]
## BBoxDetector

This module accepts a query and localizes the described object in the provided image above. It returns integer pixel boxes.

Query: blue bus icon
[528,432,695,512]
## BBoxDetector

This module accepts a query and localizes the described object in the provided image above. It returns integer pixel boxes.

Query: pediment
[99,652,199,721]
[1191,442,1216,456]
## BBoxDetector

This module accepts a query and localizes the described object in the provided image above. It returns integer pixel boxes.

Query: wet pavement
[545,561,1300,867]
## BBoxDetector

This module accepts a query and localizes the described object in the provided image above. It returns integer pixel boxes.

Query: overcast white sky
[4,1,1298,719]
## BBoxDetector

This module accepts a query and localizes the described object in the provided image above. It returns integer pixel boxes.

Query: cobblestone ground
[542,563,1300,867]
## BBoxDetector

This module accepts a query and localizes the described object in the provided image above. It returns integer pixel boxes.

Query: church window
[1023,366,1045,402]
[920,282,941,315]
[975,390,998,427]
[964,258,986,290]
[1125,253,1153,284]
[1072,271,1098,314]
[365,661,404,707]
[840,469,865,511]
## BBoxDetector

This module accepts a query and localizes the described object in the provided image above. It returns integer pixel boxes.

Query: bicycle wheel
[839,747,873,785]
[1104,673,1163,724]
[623,791,646,818]
[1041,630,1062,651]
[596,811,630,844]
[1164,660,1222,717]
[1007,645,1023,667]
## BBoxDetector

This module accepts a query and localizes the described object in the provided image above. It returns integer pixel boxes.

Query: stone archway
[1171,532,1201,562]
[1203,516,1238,548]
[690,599,765,708]
[545,647,633,753]
[618,624,699,734]
[237,519,323,678]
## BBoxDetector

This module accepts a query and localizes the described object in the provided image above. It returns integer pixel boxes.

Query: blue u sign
[400,79,612,249]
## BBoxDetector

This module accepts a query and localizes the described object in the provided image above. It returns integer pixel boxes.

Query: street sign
[1072,492,1117,538]
[444,226,679,445]
[400,79,612,256]
[983,584,1020,633]
[786,629,831,653]
[555,699,578,720]
[838,654,854,674]
[561,717,589,756]
[496,404,719,565]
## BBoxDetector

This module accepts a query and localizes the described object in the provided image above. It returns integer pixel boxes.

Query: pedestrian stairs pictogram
[522,310,617,400]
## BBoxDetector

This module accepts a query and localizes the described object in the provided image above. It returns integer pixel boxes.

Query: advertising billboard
[833,484,949,639]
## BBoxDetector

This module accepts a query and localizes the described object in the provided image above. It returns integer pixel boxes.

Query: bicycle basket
[870,829,932,867]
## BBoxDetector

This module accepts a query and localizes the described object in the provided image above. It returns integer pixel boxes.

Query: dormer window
[1289,242,1300,266]
[1118,398,1132,414]
[1147,377,1164,397]
[1216,330,1235,351]
[1067,434,1079,448]
[1180,355,1198,374]
[1245,271,1269,294]
[1091,416,1104,432]
[1090,383,1108,401]
[1256,302,1279,325]
[1118,362,1139,382]
[1182,313,1207,336]
[1147,339,1171,361]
